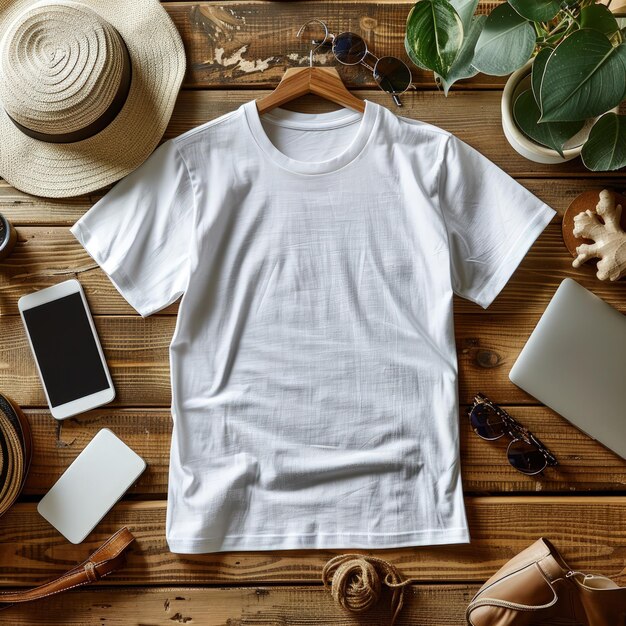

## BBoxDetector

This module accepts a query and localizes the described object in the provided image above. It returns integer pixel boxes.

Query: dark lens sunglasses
[314,31,413,106]
[468,393,558,475]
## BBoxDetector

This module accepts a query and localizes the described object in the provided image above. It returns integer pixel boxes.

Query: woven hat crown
[0,0,128,137]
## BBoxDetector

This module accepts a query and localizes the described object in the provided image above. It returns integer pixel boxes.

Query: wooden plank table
[1,2,625,624]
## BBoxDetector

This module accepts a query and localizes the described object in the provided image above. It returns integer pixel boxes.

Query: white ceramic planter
[501,60,616,165]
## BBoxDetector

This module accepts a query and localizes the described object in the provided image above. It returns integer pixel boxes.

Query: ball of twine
[322,554,414,626]
[0,1,127,135]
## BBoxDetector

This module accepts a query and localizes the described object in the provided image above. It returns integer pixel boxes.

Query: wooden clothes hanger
[256,20,366,115]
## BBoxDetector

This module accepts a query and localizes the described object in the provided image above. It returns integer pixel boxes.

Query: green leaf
[581,113,626,171]
[439,15,487,94]
[513,89,584,157]
[531,47,553,106]
[448,0,479,31]
[580,4,619,38]
[405,0,464,79]
[507,0,560,22]
[471,2,536,76]
[404,35,431,70]
[540,30,626,122]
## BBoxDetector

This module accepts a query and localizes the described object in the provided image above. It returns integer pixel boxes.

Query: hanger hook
[296,19,330,67]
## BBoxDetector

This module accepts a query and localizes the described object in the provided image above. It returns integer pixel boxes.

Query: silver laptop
[509,278,626,460]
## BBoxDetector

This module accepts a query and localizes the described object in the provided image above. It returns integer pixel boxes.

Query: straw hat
[0,0,185,198]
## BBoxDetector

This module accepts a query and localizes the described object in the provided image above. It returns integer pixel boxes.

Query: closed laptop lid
[509,278,626,460]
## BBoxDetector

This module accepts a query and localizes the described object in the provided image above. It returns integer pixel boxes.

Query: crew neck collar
[243,100,379,175]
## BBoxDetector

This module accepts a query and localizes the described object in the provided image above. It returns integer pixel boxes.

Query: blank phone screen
[22,292,110,407]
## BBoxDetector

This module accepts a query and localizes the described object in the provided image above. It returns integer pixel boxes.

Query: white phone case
[37,429,146,544]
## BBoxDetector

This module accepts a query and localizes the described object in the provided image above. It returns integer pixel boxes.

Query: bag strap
[466,559,560,625]
[467,590,558,613]
[0,527,134,608]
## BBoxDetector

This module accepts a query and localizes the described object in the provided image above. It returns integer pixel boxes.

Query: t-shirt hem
[472,202,555,309]
[166,527,471,554]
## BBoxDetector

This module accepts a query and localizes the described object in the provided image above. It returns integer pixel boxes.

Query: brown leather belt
[0,527,135,608]
[0,393,32,518]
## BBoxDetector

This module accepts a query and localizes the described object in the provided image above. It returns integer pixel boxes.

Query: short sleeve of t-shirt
[70,140,194,317]
[437,135,555,309]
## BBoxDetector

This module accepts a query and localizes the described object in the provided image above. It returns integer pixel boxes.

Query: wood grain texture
[0,182,99,226]
[1,498,625,586]
[165,1,504,90]
[0,584,479,625]
[21,407,626,496]
[3,311,621,407]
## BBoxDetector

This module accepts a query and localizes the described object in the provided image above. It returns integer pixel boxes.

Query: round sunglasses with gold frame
[302,20,413,106]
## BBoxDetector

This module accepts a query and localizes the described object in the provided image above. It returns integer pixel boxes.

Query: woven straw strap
[0,527,135,608]
[0,393,31,518]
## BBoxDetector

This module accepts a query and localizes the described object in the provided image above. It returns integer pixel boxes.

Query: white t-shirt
[71,100,555,553]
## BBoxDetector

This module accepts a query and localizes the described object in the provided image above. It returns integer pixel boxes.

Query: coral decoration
[572,189,626,281]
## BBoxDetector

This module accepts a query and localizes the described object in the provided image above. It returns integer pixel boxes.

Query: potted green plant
[404,0,626,170]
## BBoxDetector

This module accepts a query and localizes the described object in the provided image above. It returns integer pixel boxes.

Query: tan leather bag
[466,538,626,626]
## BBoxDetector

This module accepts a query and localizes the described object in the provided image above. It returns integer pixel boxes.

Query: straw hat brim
[0,0,186,198]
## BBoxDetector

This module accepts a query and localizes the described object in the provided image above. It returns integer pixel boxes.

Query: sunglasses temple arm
[311,36,335,48]
[359,58,404,107]
[542,447,558,466]
[527,431,558,465]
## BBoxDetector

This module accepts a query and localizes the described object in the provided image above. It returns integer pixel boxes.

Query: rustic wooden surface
[0,2,625,624]
[0,585,481,625]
